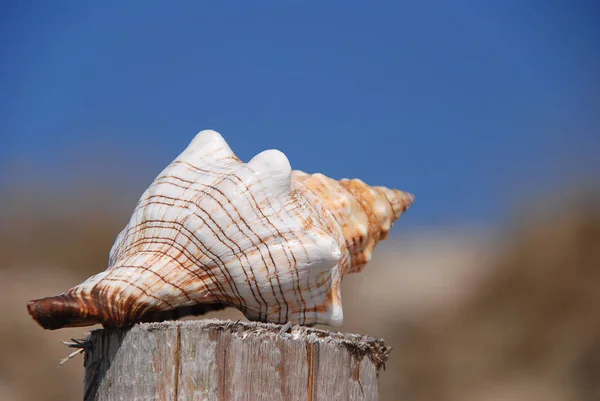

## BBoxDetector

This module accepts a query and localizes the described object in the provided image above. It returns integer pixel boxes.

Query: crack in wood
[173,325,181,401]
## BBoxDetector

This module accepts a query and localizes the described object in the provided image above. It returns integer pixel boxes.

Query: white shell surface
[84,130,349,326]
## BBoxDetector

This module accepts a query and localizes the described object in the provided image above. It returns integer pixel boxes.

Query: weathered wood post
[83,319,390,400]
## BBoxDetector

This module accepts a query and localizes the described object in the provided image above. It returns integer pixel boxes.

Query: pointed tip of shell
[293,173,414,274]
[377,187,415,222]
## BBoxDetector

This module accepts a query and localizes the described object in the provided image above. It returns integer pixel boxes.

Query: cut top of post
[83,319,391,401]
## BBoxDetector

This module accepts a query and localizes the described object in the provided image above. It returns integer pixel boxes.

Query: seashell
[27,130,414,330]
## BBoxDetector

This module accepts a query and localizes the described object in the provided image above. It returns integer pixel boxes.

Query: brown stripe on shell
[178,158,309,323]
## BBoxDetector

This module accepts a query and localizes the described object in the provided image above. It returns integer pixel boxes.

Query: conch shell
[27,131,414,329]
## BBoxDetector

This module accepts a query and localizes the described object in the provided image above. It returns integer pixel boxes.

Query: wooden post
[83,319,390,400]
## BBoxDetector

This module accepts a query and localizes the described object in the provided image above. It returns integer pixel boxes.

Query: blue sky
[1,1,599,228]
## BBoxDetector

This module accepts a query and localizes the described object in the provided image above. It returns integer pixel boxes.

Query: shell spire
[27,130,413,330]
[292,172,414,273]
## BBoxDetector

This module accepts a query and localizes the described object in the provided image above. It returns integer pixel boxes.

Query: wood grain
[83,319,390,401]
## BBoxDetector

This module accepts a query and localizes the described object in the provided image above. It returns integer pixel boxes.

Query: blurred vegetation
[390,196,600,401]
[1,186,599,401]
